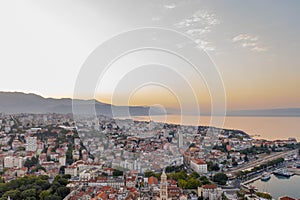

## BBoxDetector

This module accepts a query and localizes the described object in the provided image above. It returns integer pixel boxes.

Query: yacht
[261,172,271,181]
[273,168,292,177]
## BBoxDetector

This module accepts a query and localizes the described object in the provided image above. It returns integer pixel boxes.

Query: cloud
[163,4,176,9]
[175,10,220,51]
[251,46,268,52]
[232,33,268,52]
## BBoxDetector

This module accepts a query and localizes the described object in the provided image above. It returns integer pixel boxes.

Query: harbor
[241,159,300,199]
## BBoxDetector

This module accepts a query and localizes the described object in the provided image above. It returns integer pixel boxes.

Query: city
[1,1,300,199]
[0,113,299,199]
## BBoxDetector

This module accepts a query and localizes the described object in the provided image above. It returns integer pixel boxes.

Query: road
[229,149,298,174]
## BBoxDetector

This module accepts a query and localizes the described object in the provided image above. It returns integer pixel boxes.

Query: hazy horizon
[1,1,300,112]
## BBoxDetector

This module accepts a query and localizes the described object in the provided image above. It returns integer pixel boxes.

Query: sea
[251,174,300,199]
[125,115,300,141]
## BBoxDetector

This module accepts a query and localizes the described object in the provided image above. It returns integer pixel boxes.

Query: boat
[261,172,271,181]
[273,168,292,177]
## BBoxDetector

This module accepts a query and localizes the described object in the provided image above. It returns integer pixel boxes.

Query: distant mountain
[0,92,163,116]
[227,108,300,117]
[0,92,299,117]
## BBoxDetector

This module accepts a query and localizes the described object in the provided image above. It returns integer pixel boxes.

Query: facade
[65,166,78,177]
[158,171,168,200]
[178,132,183,148]
[59,156,66,166]
[190,158,207,174]
[26,136,37,152]
[4,156,14,168]
[199,184,223,200]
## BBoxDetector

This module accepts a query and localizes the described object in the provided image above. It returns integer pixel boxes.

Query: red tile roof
[192,158,206,165]
[279,197,296,200]
[203,184,217,189]
[148,176,158,185]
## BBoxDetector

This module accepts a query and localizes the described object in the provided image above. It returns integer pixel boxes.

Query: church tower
[160,170,168,200]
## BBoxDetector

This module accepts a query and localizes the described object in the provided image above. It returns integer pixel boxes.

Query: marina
[250,174,300,199]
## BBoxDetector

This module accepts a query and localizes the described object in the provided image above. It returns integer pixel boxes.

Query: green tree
[189,172,200,179]
[56,186,70,198]
[2,190,21,199]
[256,192,272,199]
[35,179,50,190]
[62,174,71,179]
[44,194,61,200]
[113,169,123,177]
[39,175,50,180]
[186,178,202,189]
[178,179,187,189]
[199,176,210,185]
[212,173,228,185]
[21,189,36,199]
[39,190,51,200]
[172,171,187,181]
[144,171,155,178]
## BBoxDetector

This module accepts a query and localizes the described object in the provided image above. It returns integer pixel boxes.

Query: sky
[1,0,300,112]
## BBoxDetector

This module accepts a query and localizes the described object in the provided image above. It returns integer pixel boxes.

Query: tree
[144,171,155,178]
[199,176,210,185]
[212,173,228,185]
[44,195,61,200]
[57,178,68,186]
[39,175,50,181]
[62,174,71,179]
[2,190,21,199]
[39,190,51,200]
[56,186,70,198]
[189,172,200,179]
[21,189,36,199]
[35,179,50,190]
[24,158,33,168]
[113,169,123,177]
[178,179,187,189]
[171,171,187,181]
[249,186,255,197]
[222,193,228,200]
[186,178,202,189]
[256,192,272,199]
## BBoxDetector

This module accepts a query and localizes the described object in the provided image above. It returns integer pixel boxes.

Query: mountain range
[0,92,300,117]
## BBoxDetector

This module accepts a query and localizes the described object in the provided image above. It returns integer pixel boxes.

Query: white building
[4,156,14,168]
[178,131,183,148]
[59,156,66,166]
[4,156,24,168]
[190,158,207,174]
[199,184,223,200]
[13,156,24,168]
[65,166,78,177]
[26,136,37,152]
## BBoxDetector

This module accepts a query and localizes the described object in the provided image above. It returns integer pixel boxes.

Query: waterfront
[250,174,300,199]
[128,115,300,141]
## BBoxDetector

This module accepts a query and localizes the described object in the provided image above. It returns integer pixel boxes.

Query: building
[65,166,78,177]
[158,171,169,200]
[178,131,183,148]
[199,184,223,200]
[3,156,24,168]
[58,156,66,166]
[190,158,207,174]
[4,156,14,168]
[26,136,37,152]
[278,197,297,200]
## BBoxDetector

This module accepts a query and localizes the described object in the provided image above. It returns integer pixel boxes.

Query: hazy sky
[1,0,300,111]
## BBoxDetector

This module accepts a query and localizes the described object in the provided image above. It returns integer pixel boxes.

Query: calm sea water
[251,174,300,199]
[126,115,300,141]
